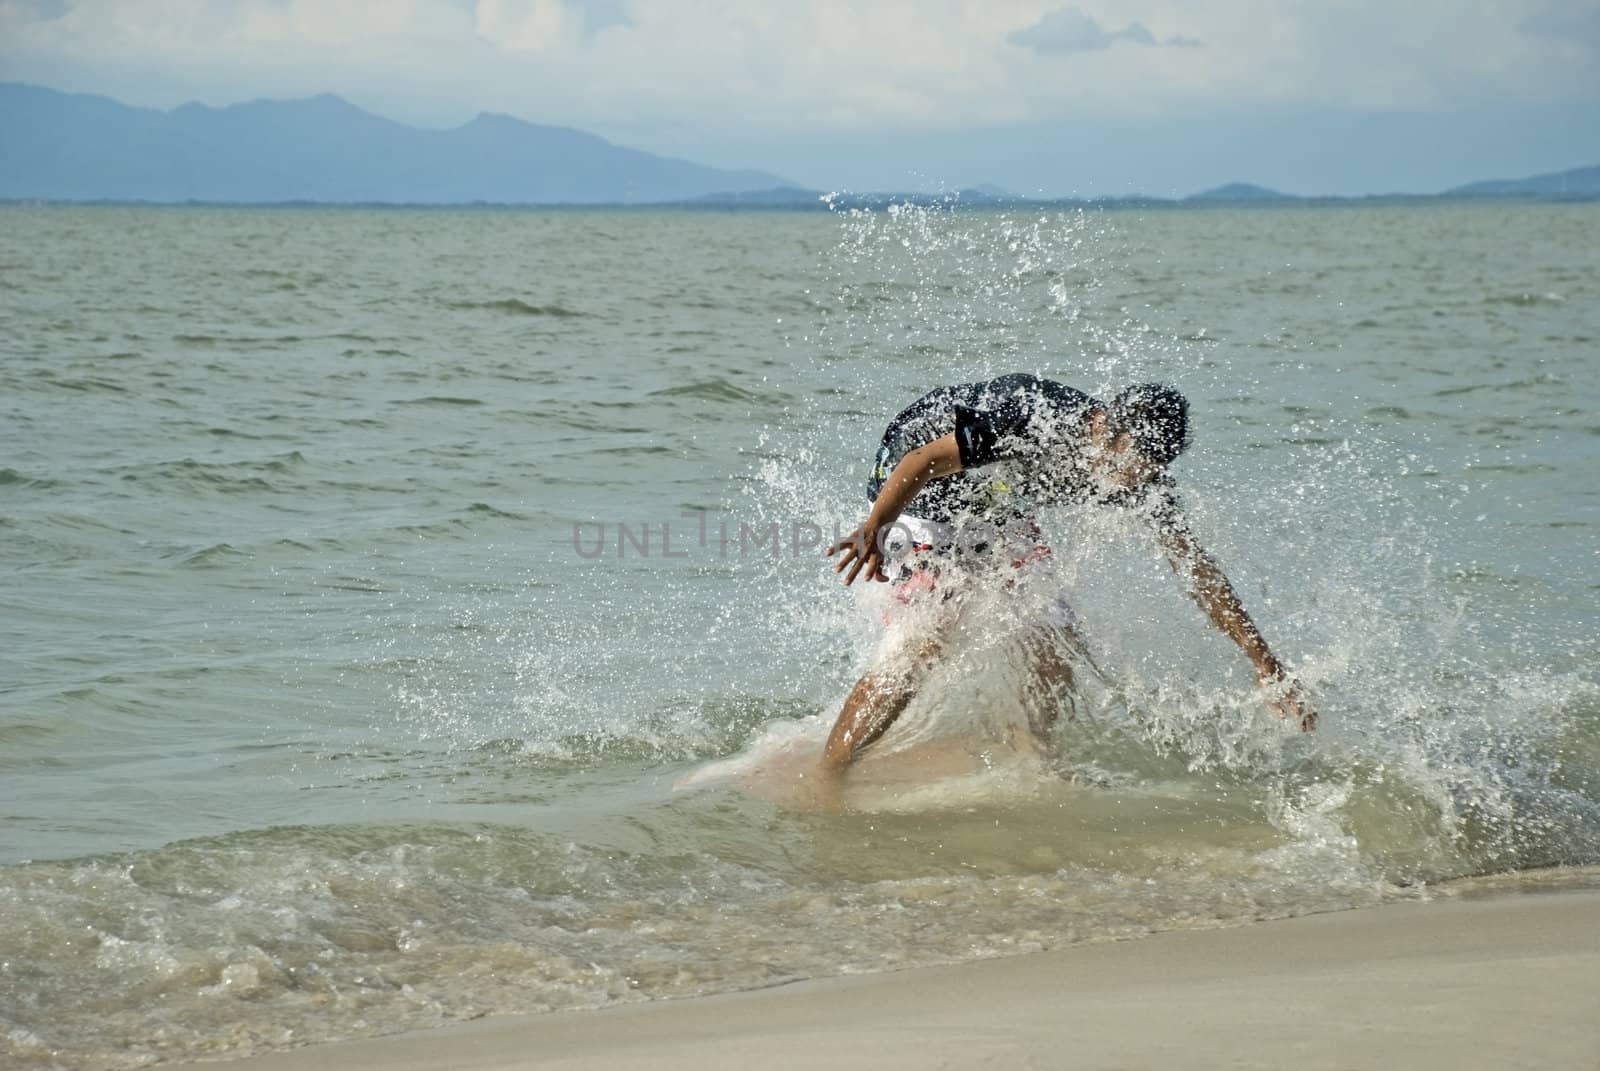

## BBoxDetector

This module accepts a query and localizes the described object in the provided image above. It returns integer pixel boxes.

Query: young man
[822,372,1313,773]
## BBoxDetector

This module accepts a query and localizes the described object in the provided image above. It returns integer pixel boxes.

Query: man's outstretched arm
[825,432,963,585]
[1156,523,1316,731]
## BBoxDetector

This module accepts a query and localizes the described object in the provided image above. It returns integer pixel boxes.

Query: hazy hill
[1449,164,1600,197]
[1186,182,1292,202]
[0,82,786,204]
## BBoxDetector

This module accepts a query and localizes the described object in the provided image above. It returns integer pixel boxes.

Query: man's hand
[825,526,888,585]
[827,434,961,588]
[1258,669,1317,732]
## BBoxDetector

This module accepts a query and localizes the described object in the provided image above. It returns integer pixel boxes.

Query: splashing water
[706,200,1600,882]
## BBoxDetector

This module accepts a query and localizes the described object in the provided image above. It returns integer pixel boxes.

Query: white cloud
[1006,6,1195,54]
[0,0,1594,134]
[476,0,566,51]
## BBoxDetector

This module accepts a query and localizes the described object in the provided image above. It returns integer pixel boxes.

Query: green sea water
[1,201,1597,1067]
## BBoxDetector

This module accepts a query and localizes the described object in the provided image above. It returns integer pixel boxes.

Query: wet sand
[187,888,1600,1071]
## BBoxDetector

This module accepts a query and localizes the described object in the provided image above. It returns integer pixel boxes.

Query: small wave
[178,543,249,568]
[1468,462,1557,475]
[175,332,377,347]
[32,374,130,394]
[1434,375,1565,398]
[584,444,675,456]
[447,298,582,317]
[117,452,309,494]
[270,536,346,551]
[464,502,528,520]
[0,467,57,489]
[0,720,61,749]
[1482,292,1564,306]
[43,512,135,534]
[649,378,767,404]
[389,518,472,538]
[315,575,395,593]
[395,396,484,407]
[516,408,653,434]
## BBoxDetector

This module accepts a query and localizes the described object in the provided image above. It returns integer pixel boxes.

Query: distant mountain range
[1,82,1596,206]
[691,167,1600,210]
[1187,168,1600,201]
[1448,165,1600,197]
[0,82,785,204]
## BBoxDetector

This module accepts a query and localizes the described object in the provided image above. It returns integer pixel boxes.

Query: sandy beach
[188,887,1600,1071]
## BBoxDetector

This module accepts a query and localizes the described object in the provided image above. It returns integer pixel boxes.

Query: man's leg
[1017,590,1093,743]
[1019,626,1075,740]
[821,630,943,772]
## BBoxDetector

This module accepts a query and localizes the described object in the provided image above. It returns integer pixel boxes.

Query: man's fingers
[827,528,871,558]
[1285,684,1317,732]
[825,526,889,585]
[844,554,866,586]
[850,541,881,585]
[1268,689,1317,732]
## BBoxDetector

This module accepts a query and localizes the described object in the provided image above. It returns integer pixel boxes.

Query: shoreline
[184,881,1600,1071]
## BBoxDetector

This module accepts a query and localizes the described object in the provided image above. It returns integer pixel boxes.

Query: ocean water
[2,201,1597,1068]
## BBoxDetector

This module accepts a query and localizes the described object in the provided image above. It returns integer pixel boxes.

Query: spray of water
[385,199,1599,886]
[700,200,1600,884]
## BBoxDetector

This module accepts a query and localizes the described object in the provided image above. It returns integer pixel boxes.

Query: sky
[1,0,1597,196]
